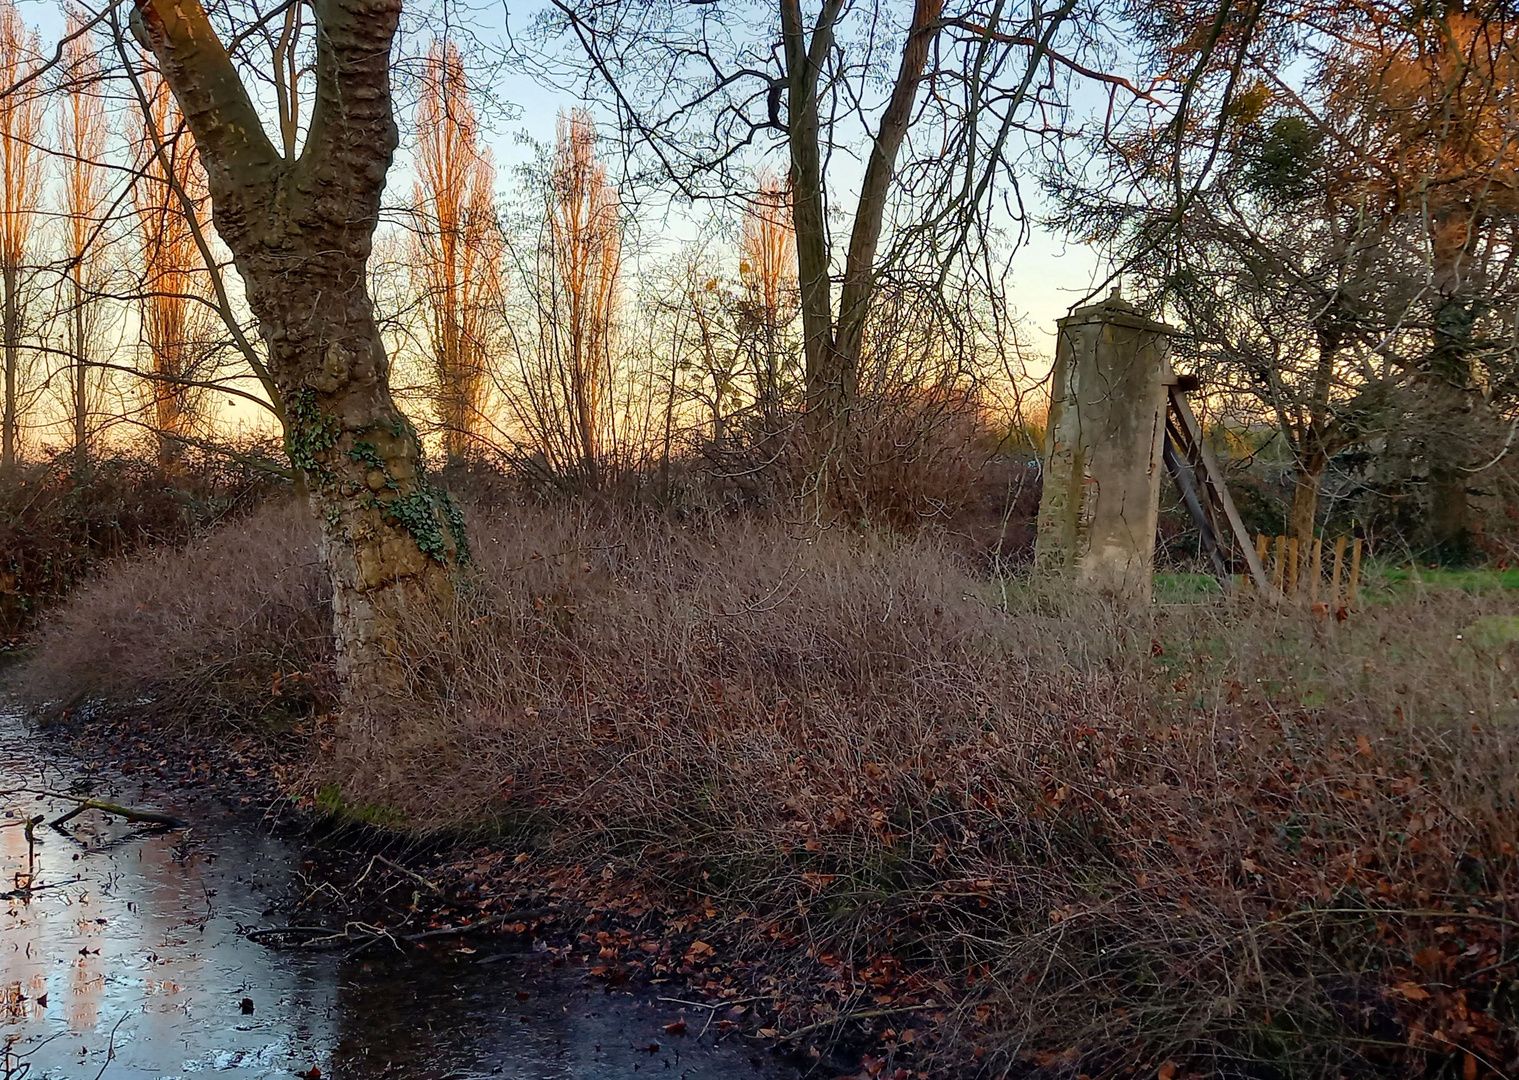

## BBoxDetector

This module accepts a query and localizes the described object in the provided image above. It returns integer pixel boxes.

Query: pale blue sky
[20,0,1109,369]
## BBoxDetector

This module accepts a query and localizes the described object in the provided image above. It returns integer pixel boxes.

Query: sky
[18,0,1111,375]
[400,0,1111,369]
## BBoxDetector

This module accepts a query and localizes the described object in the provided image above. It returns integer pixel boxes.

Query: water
[0,713,803,1079]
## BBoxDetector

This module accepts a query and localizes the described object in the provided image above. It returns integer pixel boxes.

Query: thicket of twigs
[14,489,1517,1078]
[0,443,290,636]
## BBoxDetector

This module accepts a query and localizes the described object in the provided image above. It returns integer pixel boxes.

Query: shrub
[12,499,1518,1076]
[12,499,331,727]
[0,446,291,636]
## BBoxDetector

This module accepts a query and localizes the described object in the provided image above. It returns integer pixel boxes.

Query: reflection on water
[0,713,801,1079]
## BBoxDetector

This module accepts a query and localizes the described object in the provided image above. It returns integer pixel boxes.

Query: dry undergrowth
[13,497,1519,1077]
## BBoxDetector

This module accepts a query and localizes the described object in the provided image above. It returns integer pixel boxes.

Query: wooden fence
[1252,534,1363,613]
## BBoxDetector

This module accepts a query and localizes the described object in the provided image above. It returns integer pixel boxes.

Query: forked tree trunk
[134,0,465,699]
[781,0,943,481]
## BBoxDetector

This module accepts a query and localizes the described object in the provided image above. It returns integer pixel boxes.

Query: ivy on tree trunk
[132,0,466,700]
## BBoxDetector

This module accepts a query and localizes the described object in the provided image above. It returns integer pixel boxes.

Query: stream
[0,711,805,1079]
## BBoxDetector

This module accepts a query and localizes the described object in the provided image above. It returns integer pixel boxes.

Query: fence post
[1309,537,1322,608]
[1330,536,1347,611]
[1348,538,1363,610]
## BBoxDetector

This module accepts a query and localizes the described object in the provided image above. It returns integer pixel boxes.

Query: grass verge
[10,499,1518,1078]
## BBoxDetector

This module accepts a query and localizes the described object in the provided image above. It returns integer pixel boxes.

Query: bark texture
[1288,453,1325,545]
[134,0,465,695]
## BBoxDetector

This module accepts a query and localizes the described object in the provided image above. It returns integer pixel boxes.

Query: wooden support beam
[1165,386,1270,594]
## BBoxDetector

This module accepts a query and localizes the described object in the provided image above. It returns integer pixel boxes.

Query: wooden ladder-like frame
[1162,385,1271,595]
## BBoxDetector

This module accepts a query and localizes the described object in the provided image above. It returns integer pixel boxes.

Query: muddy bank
[0,709,823,1079]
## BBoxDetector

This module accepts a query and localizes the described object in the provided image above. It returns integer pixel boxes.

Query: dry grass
[13,499,331,724]
[11,498,1519,1077]
[0,447,292,634]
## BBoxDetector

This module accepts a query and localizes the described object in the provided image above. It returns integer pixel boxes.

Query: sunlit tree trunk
[133,72,208,470]
[411,40,501,467]
[134,0,465,700]
[546,110,620,489]
[61,17,107,468]
[0,1,41,472]
[740,175,797,437]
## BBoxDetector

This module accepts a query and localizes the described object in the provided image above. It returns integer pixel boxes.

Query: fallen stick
[246,907,566,950]
[1,878,80,901]
[770,1005,926,1042]
[48,797,185,830]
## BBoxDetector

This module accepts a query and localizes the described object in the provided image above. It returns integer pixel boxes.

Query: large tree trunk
[135,0,465,699]
[1288,451,1325,545]
[1422,295,1479,561]
[1423,377,1477,559]
[779,0,837,427]
[780,0,942,497]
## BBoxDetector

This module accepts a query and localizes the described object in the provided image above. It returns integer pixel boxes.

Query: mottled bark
[134,0,464,697]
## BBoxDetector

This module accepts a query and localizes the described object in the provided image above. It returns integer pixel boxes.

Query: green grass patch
[1376,565,1519,594]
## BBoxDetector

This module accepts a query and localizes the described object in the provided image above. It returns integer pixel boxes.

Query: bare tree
[133,70,209,468]
[58,12,109,467]
[538,0,1128,491]
[0,0,43,471]
[410,38,502,466]
[531,109,621,488]
[130,0,467,697]
[738,173,798,436]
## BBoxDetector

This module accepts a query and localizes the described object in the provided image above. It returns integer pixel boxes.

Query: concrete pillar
[1034,290,1178,601]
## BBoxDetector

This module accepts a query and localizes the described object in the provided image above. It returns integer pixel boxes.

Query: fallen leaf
[1395,981,1430,1001]
[1158,1063,1178,1080]
[663,1019,687,1035]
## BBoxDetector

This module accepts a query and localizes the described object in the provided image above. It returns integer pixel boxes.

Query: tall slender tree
[739,174,798,436]
[59,14,109,467]
[410,39,502,466]
[133,70,206,469]
[543,109,620,488]
[0,0,43,471]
